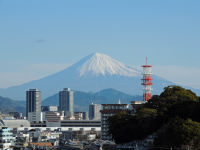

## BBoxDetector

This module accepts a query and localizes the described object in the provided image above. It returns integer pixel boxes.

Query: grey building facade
[41,106,58,112]
[59,88,74,117]
[100,104,129,140]
[26,89,41,117]
[89,103,101,120]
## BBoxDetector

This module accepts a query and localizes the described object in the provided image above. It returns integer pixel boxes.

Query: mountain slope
[0,96,25,114]
[0,52,198,100]
[0,88,141,114]
[42,88,142,111]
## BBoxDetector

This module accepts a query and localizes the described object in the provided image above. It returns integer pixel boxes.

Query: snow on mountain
[78,53,140,77]
[0,52,198,100]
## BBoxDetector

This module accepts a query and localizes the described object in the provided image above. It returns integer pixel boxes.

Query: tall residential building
[59,88,74,117]
[89,103,101,120]
[100,103,129,140]
[26,89,41,117]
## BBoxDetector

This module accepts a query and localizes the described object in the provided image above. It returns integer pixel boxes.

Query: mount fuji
[0,52,196,100]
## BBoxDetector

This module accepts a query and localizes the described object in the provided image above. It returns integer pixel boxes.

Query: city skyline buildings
[26,89,41,117]
[59,88,74,117]
[89,103,101,120]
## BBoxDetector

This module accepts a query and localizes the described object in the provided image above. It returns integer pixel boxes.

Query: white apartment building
[0,127,14,150]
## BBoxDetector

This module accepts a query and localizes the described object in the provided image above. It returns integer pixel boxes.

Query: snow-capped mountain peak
[77,52,140,77]
[1,52,194,101]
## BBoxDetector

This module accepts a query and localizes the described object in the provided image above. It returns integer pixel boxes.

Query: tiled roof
[30,142,53,147]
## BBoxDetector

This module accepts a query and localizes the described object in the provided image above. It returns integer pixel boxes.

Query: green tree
[154,117,200,149]
[108,85,200,147]
[108,111,134,143]
[108,108,160,143]
[147,86,198,109]
[146,85,199,122]
[136,108,157,120]
[160,85,198,102]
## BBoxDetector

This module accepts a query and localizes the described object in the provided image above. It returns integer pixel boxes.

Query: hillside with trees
[108,86,200,149]
[0,96,25,114]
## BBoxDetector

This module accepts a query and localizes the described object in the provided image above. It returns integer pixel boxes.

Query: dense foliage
[154,117,200,148]
[108,85,200,149]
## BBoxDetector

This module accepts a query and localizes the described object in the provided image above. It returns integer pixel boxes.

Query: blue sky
[0,0,200,89]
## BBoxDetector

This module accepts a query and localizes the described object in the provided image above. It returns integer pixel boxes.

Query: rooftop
[30,142,53,147]
[3,119,30,128]
[102,104,129,106]
[100,109,129,114]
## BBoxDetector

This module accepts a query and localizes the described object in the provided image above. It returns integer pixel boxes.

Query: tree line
[108,86,200,149]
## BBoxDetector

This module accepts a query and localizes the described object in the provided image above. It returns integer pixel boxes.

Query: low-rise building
[130,101,145,112]
[28,112,46,123]
[3,120,30,128]
[74,112,83,120]
[29,142,53,149]
[8,112,22,119]
[0,127,14,150]
[14,132,29,149]
[74,112,88,120]
[46,111,64,127]
[30,121,46,127]
[41,106,58,112]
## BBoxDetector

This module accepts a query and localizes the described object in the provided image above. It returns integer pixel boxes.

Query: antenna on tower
[146,57,148,65]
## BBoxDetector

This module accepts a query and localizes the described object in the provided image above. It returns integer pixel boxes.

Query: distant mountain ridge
[0,87,199,114]
[42,88,142,111]
[0,88,142,114]
[0,52,199,100]
[0,96,25,114]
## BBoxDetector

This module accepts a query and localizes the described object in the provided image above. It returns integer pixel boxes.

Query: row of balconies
[0,139,13,143]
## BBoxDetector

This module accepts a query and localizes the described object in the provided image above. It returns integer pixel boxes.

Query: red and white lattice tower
[141,57,153,101]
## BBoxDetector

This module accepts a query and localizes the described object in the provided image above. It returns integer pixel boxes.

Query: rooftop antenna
[146,56,148,65]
